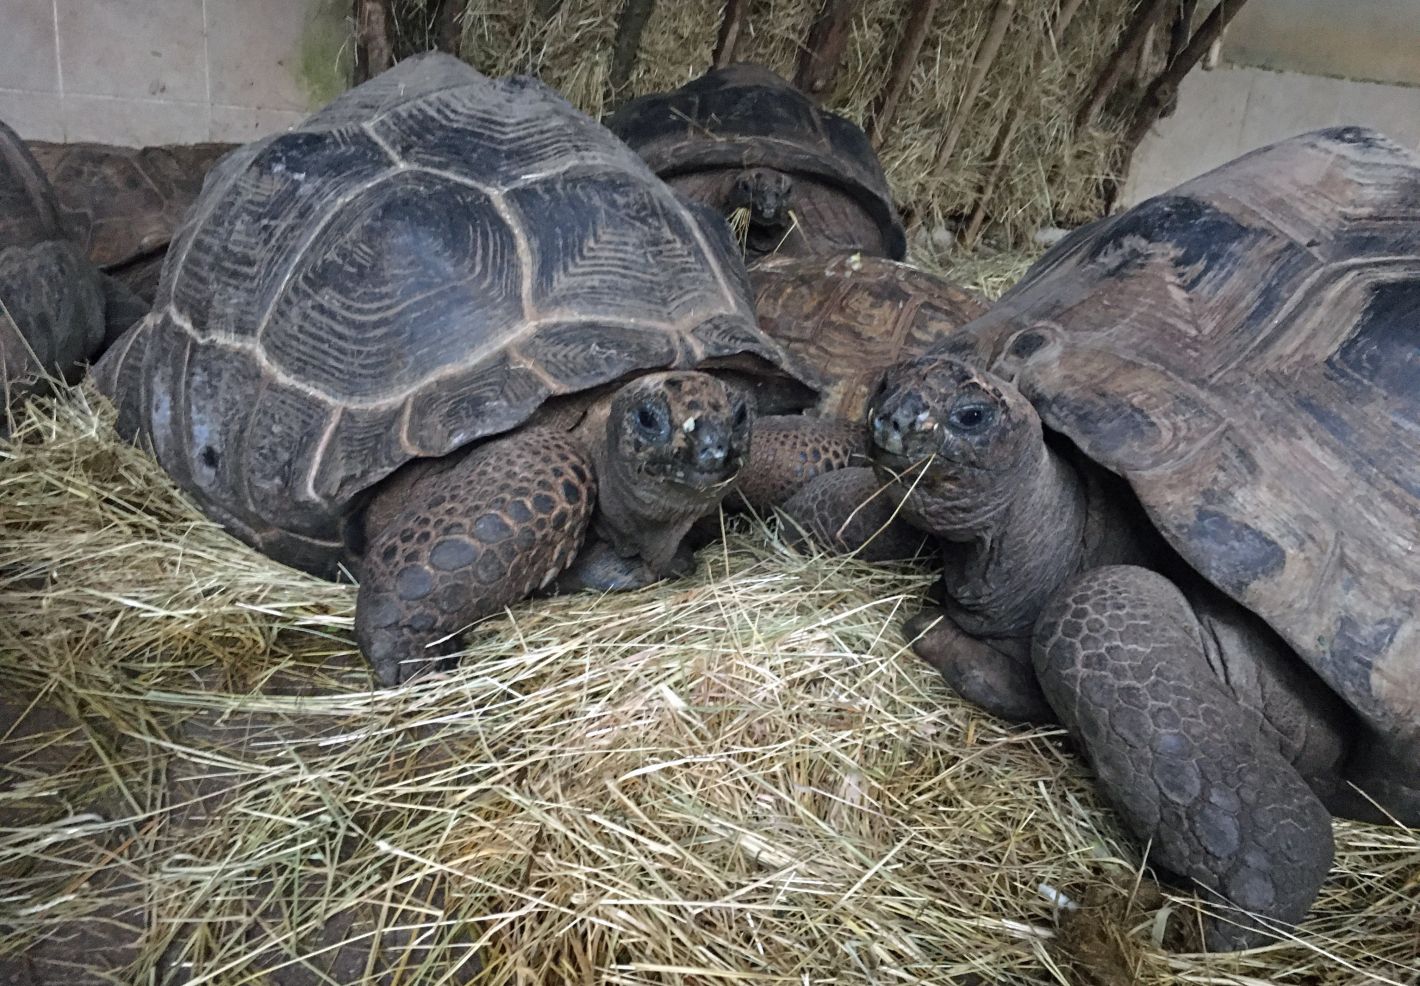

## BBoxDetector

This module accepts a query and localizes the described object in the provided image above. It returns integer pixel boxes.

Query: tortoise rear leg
[780,466,929,561]
[355,427,596,687]
[1033,565,1334,951]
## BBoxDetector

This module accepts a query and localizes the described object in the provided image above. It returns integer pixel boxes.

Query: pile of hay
[2,281,1417,984]
[390,0,1143,248]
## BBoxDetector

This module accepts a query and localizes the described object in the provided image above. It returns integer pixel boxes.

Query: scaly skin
[1034,567,1334,951]
[734,415,867,513]
[355,427,595,686]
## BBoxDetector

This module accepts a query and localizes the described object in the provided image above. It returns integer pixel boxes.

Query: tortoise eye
[948,403,995,433]
[634,401,671,442]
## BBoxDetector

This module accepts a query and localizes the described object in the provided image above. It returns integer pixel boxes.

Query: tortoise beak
[869,392,937,461]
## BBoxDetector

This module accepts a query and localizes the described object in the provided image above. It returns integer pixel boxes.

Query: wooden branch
[934,0,1015,173]
[1167,0,1199,66]
[1106,0,1254,209]
[961,103,1024,246]
[434,0,464,57]
[960,0,1081,245]
[794,0,858,96]
[712,0,748,68]
[866,0,940,146]
[1125,0,1250,146]
[606,0,657,105]
[352,0,393,84]
[1074,0,1173,132]
[1052,0,1088,45]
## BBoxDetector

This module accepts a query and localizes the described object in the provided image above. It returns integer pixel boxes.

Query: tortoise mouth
[664,456,743,493]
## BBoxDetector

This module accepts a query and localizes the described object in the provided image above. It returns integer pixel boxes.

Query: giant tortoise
[1,119,144,415]
[28,138,235,301]
[864,127,1420,948]
[606,65,905,262]
[92,53,852,687]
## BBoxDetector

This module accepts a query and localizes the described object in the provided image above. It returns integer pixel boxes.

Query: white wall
[0,0,349,145]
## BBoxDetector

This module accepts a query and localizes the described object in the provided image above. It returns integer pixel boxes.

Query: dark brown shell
[934,127,1420,743]
[607,64,905,261]
[1,119,106,399]
[27,139,236,269]
[751,253,985,421]
[0,121,64,250]
[94,54,799,576]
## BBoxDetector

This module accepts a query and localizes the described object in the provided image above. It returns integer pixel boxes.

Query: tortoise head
[867,354,1042,536]
[607,370,752,500]
[730,169,793,228]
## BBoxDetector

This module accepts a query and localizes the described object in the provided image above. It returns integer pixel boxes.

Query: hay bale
[3,375,1417,978]
[392,0,1144,247]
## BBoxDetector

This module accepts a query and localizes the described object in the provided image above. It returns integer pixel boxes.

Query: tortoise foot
[905,608,1053,724]
[355,428,596,687]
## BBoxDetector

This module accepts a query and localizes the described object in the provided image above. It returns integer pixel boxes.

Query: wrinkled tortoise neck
[932,441,1093,638]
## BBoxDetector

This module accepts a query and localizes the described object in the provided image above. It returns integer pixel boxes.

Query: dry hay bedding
[1,283,1418,983]
[415,0,1145,248]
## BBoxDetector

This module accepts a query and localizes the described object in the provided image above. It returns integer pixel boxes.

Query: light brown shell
[935,127,1420,745]
[27,139,235,269]
[750,253,985,420]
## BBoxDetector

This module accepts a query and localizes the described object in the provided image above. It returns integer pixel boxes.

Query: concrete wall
[0,0,349,145]
[1122,0,1420,205]
[1226,0,1420,87]
[1123,64,1420,205]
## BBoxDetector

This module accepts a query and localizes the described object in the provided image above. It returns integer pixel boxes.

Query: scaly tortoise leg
[355,427,596,686]
[1032,565,1334,951]
[733,415,867,512]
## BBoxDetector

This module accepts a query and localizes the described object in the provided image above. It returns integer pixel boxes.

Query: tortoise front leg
[1033,565,1334,951]
[355,427,596,686]
[734,414,867,511]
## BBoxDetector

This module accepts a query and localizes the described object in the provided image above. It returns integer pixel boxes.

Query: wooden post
[794,0,858,96]
[961,104,1023,246]
[606,0,657,105]
[352,0,393,84]
[1075,0,1174,132]
[434,0,464,57]
[712,0,748,68]
[866,0,940,146]
[1052,0,1087,45]
[1167,0,1199,67]
[1106,0,1253,207]
[934,0,1015,173]
[959,0,1080,245]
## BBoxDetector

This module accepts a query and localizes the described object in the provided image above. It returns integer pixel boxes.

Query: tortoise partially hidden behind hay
[94,53,842,687]
[864,127,1420,949]
[607,64,905,262]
